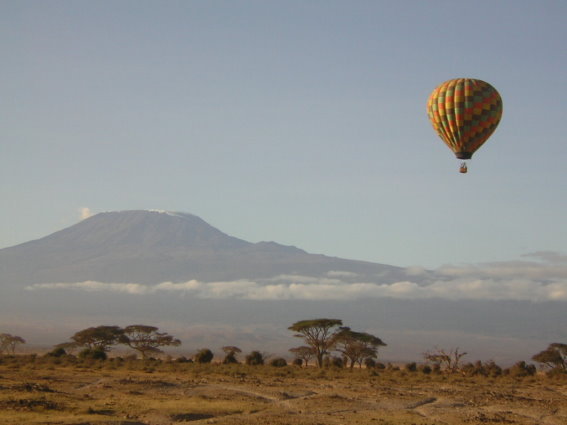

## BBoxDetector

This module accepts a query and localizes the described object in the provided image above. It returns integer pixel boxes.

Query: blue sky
[2,0,566,268]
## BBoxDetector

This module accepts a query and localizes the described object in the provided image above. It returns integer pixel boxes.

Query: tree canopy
[334,327,387,369]
[532,343,567,371]
[222,346,242,364]
[288,318,343,368]
[119,325,181,359]
[70,326,124,352]
[0,333,26,354]
[289,346,316,367]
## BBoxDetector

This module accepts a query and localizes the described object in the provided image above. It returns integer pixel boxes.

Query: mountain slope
[0,210,404,285]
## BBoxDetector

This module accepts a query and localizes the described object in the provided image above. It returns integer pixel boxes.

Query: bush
[270,357,287,367]
[223,352,239,364]
[194,348,214,364]
[419,364,432,374]
[485,360,503,377]
[245,351,265,366]
[78,348,107,360]
[546,367,567,378]
[323,356,344,368]
[462,360,502,377]
[292,358,303,367]
[461,362,480,376]
[506,361,536,377]
[45,347,67,358]
[364,358,376,369]
[405,362,417,372]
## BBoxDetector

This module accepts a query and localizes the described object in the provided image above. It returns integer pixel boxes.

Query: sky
[2,0,566,269]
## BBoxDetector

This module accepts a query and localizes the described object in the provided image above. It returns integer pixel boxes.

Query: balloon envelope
[427,78,502,159]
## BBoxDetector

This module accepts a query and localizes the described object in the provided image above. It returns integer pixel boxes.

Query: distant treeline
[1,319,565,376]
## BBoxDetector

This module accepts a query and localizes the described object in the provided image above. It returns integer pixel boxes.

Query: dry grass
[0,357,565,425]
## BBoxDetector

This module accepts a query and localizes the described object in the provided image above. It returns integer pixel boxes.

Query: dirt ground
[0,361,565,425]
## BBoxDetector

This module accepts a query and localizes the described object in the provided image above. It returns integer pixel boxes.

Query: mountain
[1,210,563,365]
[0,210,405,286]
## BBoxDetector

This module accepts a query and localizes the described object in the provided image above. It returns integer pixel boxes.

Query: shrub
[323,356,344,368]
[461,362,479,376]
[364,358,376,369]
[485,360,503,377]
[78,348,107,360]
[223,352,239,364]
[462,360,503,377]
[405,362,417,372]
[245,351,265,366]
[507,361,536,377]
[194,348,214,364]
[420,364,432,374]
[270,357,287,367]
[292,358,303,367]
[45,347,67,358]
[546,367,567,378]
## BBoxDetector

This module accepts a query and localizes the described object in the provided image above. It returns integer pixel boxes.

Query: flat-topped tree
[532,343,567,371]
[0,333,26,354]
[70,326,124,352]
[222,346,242,364]
[289,346,316,368]
[334,327,387,369]
[288,318,342,368]
[120,325,181,359]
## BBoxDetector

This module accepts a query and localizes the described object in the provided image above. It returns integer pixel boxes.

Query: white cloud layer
[26,256,567,302]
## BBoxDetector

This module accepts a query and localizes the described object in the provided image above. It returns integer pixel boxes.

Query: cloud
[404,266,428,276]
[28,281,147,294]
[79,207,93,220]
[523,251,567,264]
[26,256,567,302]
[326,270,359,278]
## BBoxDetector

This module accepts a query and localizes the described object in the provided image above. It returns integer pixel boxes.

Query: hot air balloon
[427,78,502,173]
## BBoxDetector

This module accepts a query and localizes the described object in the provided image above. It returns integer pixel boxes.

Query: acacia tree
[222,346,242,364]
[423,347,467,373]
[0,333,26,354]
[119,325,181,359]
[334,327,387,369]
[532,343,567,371]
[289,346,316,368]
[70,326,124,352]
[288,318,342,368]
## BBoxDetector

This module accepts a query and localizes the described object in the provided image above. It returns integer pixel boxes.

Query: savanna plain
[1,355,565,425]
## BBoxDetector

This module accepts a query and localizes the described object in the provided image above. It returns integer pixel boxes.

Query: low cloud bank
[27,253,567,302]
